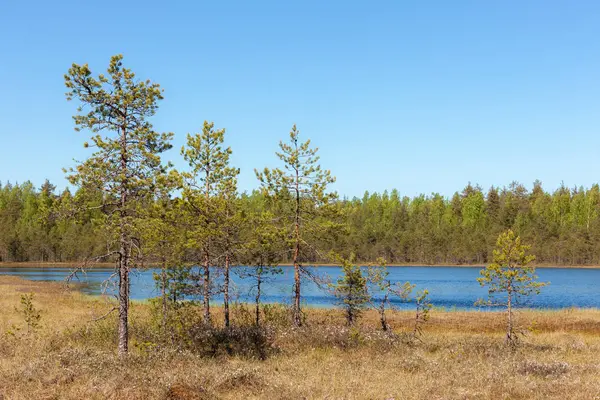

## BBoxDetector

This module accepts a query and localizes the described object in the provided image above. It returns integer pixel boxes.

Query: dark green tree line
[4,180,600,266]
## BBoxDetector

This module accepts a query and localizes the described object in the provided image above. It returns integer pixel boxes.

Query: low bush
[187,324,275,360]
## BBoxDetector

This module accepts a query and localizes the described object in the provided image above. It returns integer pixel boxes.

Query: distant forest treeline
[1,179,599,265]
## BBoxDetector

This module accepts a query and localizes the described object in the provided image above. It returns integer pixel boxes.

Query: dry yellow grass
[0,276,599,399]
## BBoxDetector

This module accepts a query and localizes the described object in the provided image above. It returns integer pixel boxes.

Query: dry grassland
[0,276,599,399]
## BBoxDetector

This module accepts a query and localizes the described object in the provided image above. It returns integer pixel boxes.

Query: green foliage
[64,54,174,355]
[142,196,188,329]
[151,263,191,306]
[477,230,548,343]
[180,120,240,322]
[260,304,290,328]
[477,230,547,306]
[63,54,174,266]
[241,209,284,268]
[181,121,238,198]
[412,289,432,341]
[12,293,41,335]
[146,297,198,344]
[255,124,339,261]
[333,255,369,326]
[239,208,284,325]
[64,54,173,200]
[256,124,336,204]
[367,258,414,331]
[366,258,431,337]
[256,125,339,325]
[5,179,600,266]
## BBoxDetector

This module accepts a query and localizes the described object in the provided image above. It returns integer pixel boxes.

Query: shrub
[7,293,42,337]
[518,360,569,377]
[187,324,275,360]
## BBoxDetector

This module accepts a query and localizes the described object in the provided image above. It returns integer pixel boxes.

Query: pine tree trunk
[255,271,262,326]
[413,303,420,338]
[161,257,167,331]
[203,249,210,324]
[293,251,301,326]
[506,286,513,344]
[380,293,388,331]
[118,251,129,356]
[203,170,211,324]
[118,125,129,357]
[293,168,302,326]
[224,253,230,328]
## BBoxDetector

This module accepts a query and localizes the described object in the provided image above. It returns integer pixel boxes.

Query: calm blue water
[1,266,599,310]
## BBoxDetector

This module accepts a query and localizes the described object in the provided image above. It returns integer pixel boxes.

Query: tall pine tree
[180,121,238,324]
[64,55,173,355]
[256,125,337,326]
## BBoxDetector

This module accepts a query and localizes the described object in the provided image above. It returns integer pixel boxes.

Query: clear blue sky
[1,1,599,198]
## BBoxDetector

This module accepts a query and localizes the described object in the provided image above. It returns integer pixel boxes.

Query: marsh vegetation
[1,277,599,399]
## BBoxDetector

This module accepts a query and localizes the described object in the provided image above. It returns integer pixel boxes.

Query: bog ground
[1,276,599,400]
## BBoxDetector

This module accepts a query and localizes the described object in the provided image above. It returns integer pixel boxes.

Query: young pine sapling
[411,289,432,342]
[368,258,414,331]
[477,230,548,345]
[332,255,369,326]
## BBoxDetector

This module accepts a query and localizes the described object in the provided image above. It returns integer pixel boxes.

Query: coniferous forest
[2,178,599,266]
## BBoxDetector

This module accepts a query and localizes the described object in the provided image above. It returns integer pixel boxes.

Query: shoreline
[2,261,600,269]
[1,276,599,312]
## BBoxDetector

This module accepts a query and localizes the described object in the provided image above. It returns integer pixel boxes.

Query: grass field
[1,276,599,399]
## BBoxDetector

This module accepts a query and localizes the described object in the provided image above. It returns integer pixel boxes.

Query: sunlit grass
[1,276,599,399]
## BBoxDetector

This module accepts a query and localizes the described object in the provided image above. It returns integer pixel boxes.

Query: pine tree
[240,209,284,326]
[64,54,173,355]
[367,258,413,331]
[411,289,432,342]
[256,124,337,326]
[220,173,241,328]
[477,229,548,344]
[180,121,238,324]
[333,255,369,326]
[142,190,184,331]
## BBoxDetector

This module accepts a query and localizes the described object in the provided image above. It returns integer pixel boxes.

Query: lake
[1,266,599,310]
